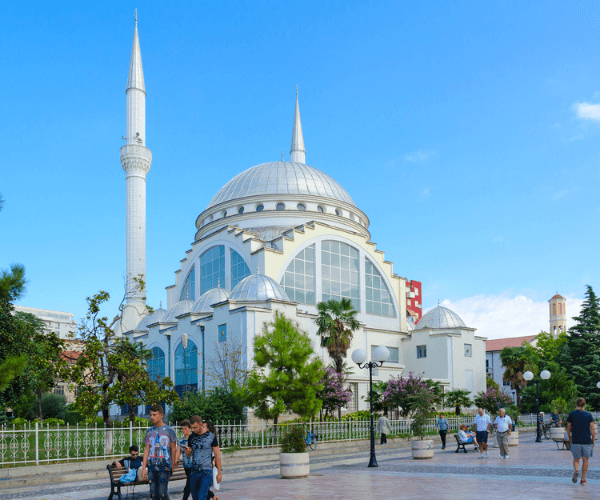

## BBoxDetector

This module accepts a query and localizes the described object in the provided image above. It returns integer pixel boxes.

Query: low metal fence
[0,415,479,468]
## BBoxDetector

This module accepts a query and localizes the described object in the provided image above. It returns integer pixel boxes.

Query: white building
[114,19,487,415]
[13,306,77,340]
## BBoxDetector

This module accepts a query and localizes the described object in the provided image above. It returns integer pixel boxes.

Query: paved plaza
[2,433,599,500]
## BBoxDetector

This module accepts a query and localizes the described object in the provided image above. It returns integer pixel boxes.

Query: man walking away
[377,411,391,445]
[567,397,596,485]
[175,420,193,500]
[494,408,512,459]
[141,404,177,500]
[185,415,222,500]
[473,407,492,459]
[435,413,449,450]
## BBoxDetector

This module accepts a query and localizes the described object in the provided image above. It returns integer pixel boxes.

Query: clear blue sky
[1,1,598,338]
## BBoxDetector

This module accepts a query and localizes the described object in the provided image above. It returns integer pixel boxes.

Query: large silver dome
[208,161,355,208]
[416,305,467,330]
[162,300,194,323]
[193,287,230,314]
[135,307,167,331]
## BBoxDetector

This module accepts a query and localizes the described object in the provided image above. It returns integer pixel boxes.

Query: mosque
[116,19,486,414]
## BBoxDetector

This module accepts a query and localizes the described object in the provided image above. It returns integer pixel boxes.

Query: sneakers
[572,470,579,483]
[505,455,509,459]
[485,451,489,458]
[478,454,484,459]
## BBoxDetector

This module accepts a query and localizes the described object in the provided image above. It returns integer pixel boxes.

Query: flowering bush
[316,368,353,417]
[474,388,513,414]
[381,372,439,419]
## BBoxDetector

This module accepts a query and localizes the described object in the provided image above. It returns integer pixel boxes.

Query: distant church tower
[120,12,152,331]
[549,294,566,337]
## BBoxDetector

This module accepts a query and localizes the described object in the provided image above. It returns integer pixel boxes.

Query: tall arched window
[179,266,195,301]
[148,346,166,382]
[200,246,225,294]
[231,249,251,289]
[365,259,396,317]
[175,340,198,397]
[553,303,556,315]
[321,241,360,311]
[281,244,316,304]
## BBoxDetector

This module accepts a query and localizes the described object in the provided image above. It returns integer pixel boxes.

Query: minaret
[548,294,566,337]
[290,86,306,163]
[120,11,152,331]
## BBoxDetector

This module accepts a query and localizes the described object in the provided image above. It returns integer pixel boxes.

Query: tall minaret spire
[120,12,152,331]
[290,86,306,163]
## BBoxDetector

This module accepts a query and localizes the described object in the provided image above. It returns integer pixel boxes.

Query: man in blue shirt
[185,415,222,500]
[567,397,596,485]
[113,445,142,471]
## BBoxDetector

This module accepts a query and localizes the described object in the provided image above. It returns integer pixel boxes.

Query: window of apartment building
[53,385,65,397]
[464,344,472,357]
[218,324,227,343]
[370,345,399,363]
[417,345,427,359]
[503,380,511,387]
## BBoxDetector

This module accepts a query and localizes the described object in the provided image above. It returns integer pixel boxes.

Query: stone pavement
[2,432,600,500]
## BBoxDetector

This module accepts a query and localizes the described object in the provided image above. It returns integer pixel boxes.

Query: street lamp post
[523,370,551,443]
[181,334,189,401]
[351,346,390,468]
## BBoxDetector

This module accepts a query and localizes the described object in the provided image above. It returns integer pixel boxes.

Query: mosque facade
[116,20,486,415]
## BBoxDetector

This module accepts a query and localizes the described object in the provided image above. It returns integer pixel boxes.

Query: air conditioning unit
[407,291,415,299]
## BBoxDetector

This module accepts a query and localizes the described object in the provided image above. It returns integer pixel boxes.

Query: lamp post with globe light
[523,369,551,442]
[351,346,390,468]
[181,334,188,401]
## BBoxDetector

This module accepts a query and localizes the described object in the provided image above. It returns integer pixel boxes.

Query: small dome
[416,305,466,330]
[135,307,167,331]
[230,273,290,302]
[162,300,195,323]
[193,287,230,314]
[207,161,355,209]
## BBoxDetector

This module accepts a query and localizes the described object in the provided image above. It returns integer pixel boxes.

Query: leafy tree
[315,299,360,374]
[519,362,578,414]
[499,346,534,410]
[169,387,246,424]
[473,388,513,414]
[445,389,472,416]
[564,285,600,408]
[486,376,500,392]
[316,368,352,418]
[246,312,324,440]
[381,372,440,418]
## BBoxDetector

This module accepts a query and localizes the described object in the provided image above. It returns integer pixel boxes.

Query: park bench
[107,463,186,500]
[454,434,478,453]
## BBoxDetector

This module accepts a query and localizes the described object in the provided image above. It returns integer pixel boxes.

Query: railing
[0,415,478,468]
[517,412,600,426]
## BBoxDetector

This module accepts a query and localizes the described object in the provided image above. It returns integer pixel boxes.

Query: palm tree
[445,389,472,416]
[500,346,532,410]
[316,298,361,374]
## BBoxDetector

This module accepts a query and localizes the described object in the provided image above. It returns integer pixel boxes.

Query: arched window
[238,206,244,214]
[231,249,251,289]
[175,339,198,397]
[256,204,264,212]
[317,205,325,213]
[365,259,396,317]
[276,203,285,211]
[200,246,225,294]
[297,203,306,211]
[148,346,166,382]
[281,244,315,304]
[558,303,562,315]
[321,240,360,311]
[552,303,556,315]
[179,266,195,301]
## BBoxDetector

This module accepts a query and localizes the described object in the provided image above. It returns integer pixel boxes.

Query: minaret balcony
[120,144,152,174]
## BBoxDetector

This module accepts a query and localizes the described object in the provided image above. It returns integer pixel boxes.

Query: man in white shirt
[494,408,512,459]
[473,407,492,459]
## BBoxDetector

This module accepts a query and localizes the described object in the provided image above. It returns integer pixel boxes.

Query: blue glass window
[200,246,225,294]
[281,244,316,305]
[175,339,198,397]
[321,241,360,311]
[179,266,195,301]
[230,249,251,289]
[365,259,396,317]
[218,324,227,343]
[147,346,166,383]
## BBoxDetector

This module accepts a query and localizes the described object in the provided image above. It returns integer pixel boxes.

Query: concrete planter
[508,430,519,446]
[411,439,434,459]
[280,452,309,478]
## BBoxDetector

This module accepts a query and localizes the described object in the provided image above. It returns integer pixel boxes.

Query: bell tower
[548,294,566,337]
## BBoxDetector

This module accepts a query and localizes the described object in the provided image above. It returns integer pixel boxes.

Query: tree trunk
[130,407,136,426]
[37,388,43,421]
[516,388,521,410]
[455,406,460,417]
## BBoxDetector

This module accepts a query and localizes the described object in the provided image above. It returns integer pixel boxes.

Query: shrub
[65,404,85,425]
[41,393,67,421]
[169,387,245,424]
[281,425,306,453]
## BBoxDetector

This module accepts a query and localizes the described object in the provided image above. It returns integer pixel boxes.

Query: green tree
[246,312,324,441]
[499,346,534,410]
[445,389,472,416]
[169,387,246,424]
[473,388,513,414]
[564,285,600,408]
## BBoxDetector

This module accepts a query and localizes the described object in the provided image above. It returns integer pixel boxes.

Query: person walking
[494,408,512,459]
[175,420,193,500]
[473,407,492,459]
[377,411,391,445]
[435,413,449,449]
[566,397,596,485]
[141,404,177,500]
[185,415,222,500]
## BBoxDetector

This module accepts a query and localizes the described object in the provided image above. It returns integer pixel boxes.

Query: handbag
[212,466,220,490]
